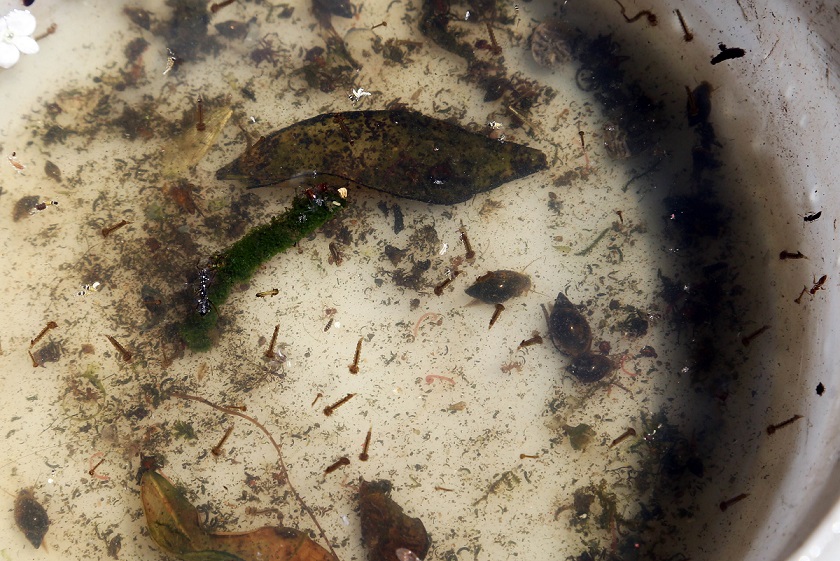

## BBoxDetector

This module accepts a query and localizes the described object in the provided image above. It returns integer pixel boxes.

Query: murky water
[0,1,776,560]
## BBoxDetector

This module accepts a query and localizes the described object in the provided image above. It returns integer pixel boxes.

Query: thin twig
[171,392,339,561]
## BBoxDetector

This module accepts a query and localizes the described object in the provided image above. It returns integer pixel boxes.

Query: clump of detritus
[530,20,574,68]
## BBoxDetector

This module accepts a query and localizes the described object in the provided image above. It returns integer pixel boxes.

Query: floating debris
[217,109,547,205]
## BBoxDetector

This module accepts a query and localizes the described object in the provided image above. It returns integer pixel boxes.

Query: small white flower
[0,10,39,69]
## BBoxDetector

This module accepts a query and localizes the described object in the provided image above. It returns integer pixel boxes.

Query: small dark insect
[519,453,538,459]
[639,345,657,358]
[210,0,235,13]
[567,353,613,384]
[483,77,509,102]
[810,274,828,295]
[329,241,343,265]
[349,337,363,374]
[88,458,106,476]
[101,219,130,238]
[675,9,693,41]
[465,270,531,304]
[518,333,543,349]
[741,325,770,347]
[719,493,749,512]
[31,321,58,347]
[14,489,49,548]
[123,7,151,30]
[324,393,355,416]
[323,317,334,332]
[484,22,502,55]
[211,426,234,456]
[359,427,372,461]
[371,21,387,30]
[816,382,825,396]
[578,130,586,149]
[44,160,61,182]
[459,227,475,260]
[766,414,803,435]
[265,324,280,359]
[311,392,323,406]
[166,181,199,215]
[256,289,279,298]
[434,270,460,296]
[196,95,206,132]
[325,456,350,474]
[215,20,250,40]
[547,292,592,357]
[804,211,822,222]
[32,200,58,213]
[609,428,636,448]
[711,43,746,65]
[135,454,161,484]
[195,267,213,316]
[779,250,806,260]
[313,0,353,19]
[241,87,257,101]
[105,335,132,362]
[685,85,699,121]
[333,114,355,144]
[488,303,505,329]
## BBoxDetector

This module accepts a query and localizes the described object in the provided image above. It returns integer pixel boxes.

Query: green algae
[180,187,348,351]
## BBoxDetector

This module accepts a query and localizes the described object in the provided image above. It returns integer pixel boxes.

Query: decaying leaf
[162,97,233,178]
[358,478,430,561]
[141,470,334,561]
[216,109,547,205]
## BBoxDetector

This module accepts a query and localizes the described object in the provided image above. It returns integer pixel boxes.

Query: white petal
[0,17,8,35]
[0,41,20,68]
[5,9,36,37]
[11,35,37,54]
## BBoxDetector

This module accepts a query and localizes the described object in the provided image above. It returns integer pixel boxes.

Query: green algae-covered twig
[180,186,348,351]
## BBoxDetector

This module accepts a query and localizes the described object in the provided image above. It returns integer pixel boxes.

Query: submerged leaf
[217,109,547,205]
[163,99,233,177]
[141,470,211,555]
[141,470,334,561]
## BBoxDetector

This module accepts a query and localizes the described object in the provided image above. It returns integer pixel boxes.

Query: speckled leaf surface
[141,471,334,561]
[216,109,547,205]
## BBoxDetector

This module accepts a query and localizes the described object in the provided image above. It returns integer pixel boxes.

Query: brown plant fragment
[359,478,430,561]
